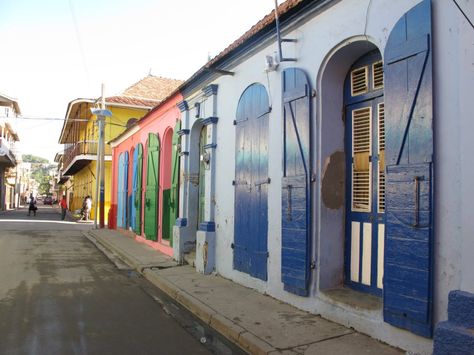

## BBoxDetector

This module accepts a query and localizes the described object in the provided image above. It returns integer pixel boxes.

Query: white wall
[181,0,472,353]
[432,0,474,305]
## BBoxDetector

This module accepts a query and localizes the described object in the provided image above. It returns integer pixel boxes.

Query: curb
[89,232,277,354]
[143,269,277,355]
[88,231,143,271]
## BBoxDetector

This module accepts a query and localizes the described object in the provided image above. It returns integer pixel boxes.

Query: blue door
[131,144,143,235]
[383,0,434,338]
[233,83,270,281]
[344,51,385,296]
[281,68,312,296]
[117,152,129,228]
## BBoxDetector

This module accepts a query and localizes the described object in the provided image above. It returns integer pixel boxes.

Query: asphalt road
[0,205,237,355]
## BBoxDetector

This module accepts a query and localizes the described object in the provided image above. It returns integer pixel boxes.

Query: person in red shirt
[60,195,68,220]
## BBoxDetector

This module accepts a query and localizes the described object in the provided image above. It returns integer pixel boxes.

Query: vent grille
[351,67,368,96]
[352,107,372,212]
[378,103,385,213]
[373,61,384,90]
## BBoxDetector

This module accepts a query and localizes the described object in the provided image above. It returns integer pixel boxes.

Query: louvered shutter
[144,135,160,241]
[383,0,434,338]
[351,106,372,212]
[281,68,312,296]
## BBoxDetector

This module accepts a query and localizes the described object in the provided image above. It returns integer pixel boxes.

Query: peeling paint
[321,151,345,210]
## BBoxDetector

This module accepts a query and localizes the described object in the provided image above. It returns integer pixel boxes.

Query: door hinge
[231,243,235,249]
[233,120,237,126]
[310,260,316,269]
[310,173,316,182]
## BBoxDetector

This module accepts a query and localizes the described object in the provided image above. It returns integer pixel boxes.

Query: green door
[198,126,207,226]
[162,121,181,244]
[144,133,160,241]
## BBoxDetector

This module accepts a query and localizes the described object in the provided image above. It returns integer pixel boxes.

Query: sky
[0,0,276,162]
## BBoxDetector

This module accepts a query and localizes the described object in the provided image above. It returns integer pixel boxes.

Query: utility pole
[92,84,111,229]
[99,85,106,228]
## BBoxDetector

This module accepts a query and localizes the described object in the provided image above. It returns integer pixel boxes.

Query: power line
[16,116,129,127]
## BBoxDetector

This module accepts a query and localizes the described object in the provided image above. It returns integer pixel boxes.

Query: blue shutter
[117,152,128,228]
[234,84,270,281]
[383,0,434,337]
[281,68,311,296]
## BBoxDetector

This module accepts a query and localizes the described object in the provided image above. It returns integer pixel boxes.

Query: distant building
[0,93,20,210]
[58,75,182,223]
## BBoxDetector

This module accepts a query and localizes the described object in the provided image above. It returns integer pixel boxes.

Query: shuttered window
[373,61,384,90]
[351,66,369,96]
[352,107,372,212]
[378,103,385,213]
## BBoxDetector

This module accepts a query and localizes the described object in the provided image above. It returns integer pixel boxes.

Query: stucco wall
[111,94,183,256]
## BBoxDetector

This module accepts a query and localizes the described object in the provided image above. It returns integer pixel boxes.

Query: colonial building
[109,89,183,256]
[58,75,182,223]
[169,0,472,353]
[0,93,21,210]
[108,0,472,353]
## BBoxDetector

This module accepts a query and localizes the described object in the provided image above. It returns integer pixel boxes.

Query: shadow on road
[0,206,94,232]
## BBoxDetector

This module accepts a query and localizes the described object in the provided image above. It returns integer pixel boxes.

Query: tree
[22,154,49,164]
[22,154,55,195]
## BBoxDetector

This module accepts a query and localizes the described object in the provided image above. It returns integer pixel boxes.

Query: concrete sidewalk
[87,229,403,355]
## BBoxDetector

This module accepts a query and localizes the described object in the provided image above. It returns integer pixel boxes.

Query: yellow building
[58,76,182,223]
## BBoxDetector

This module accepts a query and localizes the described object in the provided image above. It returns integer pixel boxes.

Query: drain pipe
[274,0,284,62]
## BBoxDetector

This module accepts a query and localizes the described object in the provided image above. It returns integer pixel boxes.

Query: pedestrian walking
[81,195,92,221]
[27,194,37,216]
[60,195,68,220]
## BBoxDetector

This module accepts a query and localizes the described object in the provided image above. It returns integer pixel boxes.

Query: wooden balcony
[0,137,17,167]
[62,141,112,175]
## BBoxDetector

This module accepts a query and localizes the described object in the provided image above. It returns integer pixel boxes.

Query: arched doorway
[117,151,129,228]
[233,83,270,281]
[344,50,384,296]
[197,126,206,227]
[128,147,134,229]
[144,134,160,241]
[317,38,381,291]
[160,126,174,242]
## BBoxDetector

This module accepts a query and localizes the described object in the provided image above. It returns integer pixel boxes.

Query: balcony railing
[0,137,16,166]
[63,141,112,171]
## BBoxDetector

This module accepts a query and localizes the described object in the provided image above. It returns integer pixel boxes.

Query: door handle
[286,185,293,221]
[413,176,422,227]
[254,177,271,187]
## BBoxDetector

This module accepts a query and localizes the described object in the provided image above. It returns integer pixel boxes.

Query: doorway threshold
[321,287,382,312]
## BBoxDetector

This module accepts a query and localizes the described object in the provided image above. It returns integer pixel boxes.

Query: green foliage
[22,154,49,164]
[23,154,54,195]
[38,176,51,195]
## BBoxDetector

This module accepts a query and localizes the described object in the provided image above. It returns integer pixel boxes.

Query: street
[0,205,238,355]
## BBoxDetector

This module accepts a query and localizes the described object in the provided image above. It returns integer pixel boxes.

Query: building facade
[58,76,182,223]
[103,0,473,352]
[110,91,183,256]
[169,0,473,353]
[0,93,21,210]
